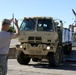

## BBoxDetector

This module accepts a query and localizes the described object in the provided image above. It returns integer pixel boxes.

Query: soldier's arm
[11,19,20,39]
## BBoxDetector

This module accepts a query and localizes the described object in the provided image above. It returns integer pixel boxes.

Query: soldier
[0,18,20,75]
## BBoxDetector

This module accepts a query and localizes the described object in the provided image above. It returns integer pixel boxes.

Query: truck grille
[28,37,34,40]
[28,36,42,43]
[28,50,41,55]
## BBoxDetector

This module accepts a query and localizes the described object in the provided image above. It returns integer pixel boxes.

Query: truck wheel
[63,45,70,55]
[16,51,30,65]
[68,44,72,55]
[48,48,62,67]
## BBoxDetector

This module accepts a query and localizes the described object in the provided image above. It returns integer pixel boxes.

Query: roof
[24,16,53,20]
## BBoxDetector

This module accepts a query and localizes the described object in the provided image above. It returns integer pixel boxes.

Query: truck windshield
[20,19,36,31]
[37,19,54,31]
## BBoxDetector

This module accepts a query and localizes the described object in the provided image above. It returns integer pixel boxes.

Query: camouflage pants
[0,55,7,75]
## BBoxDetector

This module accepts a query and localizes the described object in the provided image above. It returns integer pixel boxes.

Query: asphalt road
[7,58,76,75]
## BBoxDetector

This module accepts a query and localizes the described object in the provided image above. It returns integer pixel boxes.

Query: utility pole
[12,13,14,28]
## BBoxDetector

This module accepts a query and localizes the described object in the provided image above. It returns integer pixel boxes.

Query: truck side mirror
[55,22,59,25]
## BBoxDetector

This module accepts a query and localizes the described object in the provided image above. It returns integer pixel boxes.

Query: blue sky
[0,0,76,29]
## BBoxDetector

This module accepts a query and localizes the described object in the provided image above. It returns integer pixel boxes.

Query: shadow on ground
[28,49,76,71]
[28,61,76,71]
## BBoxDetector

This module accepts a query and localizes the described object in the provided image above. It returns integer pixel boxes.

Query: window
[37,19,54,31]
[20,19,36,31]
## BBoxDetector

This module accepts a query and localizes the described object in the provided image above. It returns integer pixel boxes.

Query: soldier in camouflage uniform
[0,18,20,75]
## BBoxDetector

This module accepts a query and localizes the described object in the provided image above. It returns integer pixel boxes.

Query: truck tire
[63,45,70,55]
[64,44,72,55]
[16,51,30,65]
[68,44,72,55]
[48,48,62,67]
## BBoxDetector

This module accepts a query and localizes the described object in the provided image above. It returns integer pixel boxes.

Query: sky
[0,0,76,29]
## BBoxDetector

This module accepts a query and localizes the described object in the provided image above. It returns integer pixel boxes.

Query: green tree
[8,26,16,33]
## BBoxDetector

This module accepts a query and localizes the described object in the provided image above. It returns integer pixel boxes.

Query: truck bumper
[15,43,56,55]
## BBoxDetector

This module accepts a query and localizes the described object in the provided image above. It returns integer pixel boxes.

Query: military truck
[16,17,72,66]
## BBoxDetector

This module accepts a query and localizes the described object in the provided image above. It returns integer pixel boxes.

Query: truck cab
[16,17,70,66]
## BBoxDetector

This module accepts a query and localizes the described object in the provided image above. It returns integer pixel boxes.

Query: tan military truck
[16,17,72,66]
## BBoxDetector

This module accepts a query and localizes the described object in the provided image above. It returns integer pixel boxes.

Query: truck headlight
[47,46,50,50]
[20,45,23,48]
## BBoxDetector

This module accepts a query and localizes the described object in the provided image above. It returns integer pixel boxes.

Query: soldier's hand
[10,18,13,23]
[14,18,18,26]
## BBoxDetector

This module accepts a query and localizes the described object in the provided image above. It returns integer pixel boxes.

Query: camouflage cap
[2,19,11,25]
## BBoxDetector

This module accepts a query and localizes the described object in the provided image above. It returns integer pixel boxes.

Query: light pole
[12,13,14,28]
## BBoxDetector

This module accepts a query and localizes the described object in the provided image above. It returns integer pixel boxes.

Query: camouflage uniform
[0,30,11,75]
[0,55,7,75]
